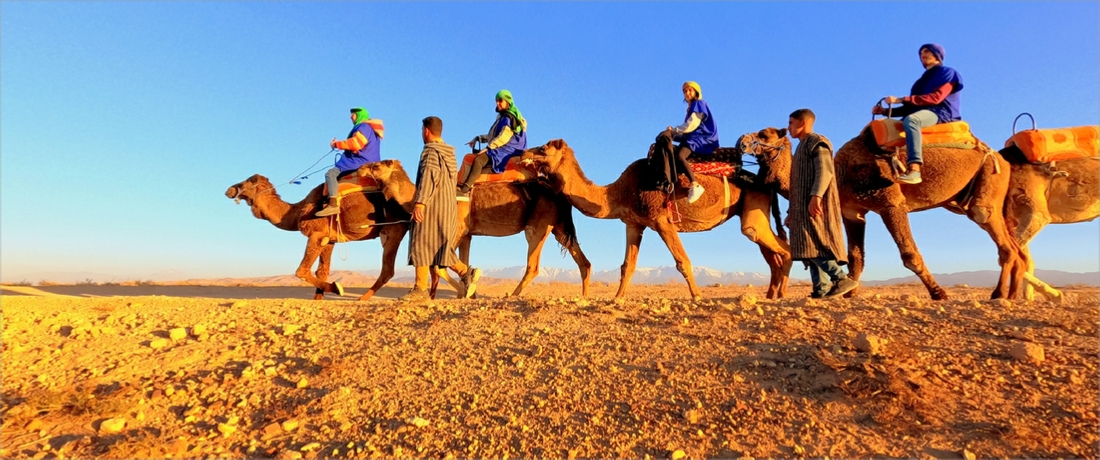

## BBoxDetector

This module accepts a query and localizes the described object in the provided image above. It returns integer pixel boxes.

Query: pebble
[169,328,188,341]
[149,338,169,349]
[191,324,207,336]
[854,333,887,355]
[99,417,126,433]
[407,417,430,428]
[683,409,702,424]
[263,422,283,437]
[1009,342,1044,364]
[296,378,309,389]
[282,324,301,336]
[217,423,237,437]
[671,450,687,460]
[276,450,303,460]
[230,301,248,308]
[281,419,299,432]
[301,442,321,452]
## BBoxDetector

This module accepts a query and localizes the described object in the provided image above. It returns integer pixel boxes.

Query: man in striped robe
[786,109,858,299]
[401,116,481,301]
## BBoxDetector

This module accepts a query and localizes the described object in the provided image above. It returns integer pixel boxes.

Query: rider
[316,107,384,217]
[872,43,963,185]
[667,81,719,204]
[458,90,527,197]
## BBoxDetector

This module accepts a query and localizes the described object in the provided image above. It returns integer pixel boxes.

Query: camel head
[358,159,404,183]
[225,174,275,206]
[521,139,572,177]
[736,128,792,195]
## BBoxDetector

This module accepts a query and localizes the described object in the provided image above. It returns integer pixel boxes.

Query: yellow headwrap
[682,81,703,100]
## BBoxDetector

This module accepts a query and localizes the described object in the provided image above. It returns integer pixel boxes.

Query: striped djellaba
[408,141,461,267]
[788,133,848,263]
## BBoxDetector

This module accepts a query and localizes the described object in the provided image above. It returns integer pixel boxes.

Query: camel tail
[554,196,580,255]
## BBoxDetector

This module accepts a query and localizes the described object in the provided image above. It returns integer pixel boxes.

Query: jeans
[903,110,939,166]
[806,257,847,296]
[325,168,341,198]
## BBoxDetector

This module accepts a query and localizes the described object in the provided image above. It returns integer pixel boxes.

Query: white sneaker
[687,182,705,204]
[897,170,922,185]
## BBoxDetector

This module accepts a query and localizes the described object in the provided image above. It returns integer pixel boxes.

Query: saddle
[868,119,978,150]
[322,169,379,197]
[1005,126,1099,164]
[456,154,535,185]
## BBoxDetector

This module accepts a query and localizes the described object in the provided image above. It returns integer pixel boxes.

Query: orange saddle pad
[869,119,977,149]
[457,154,534,184]
[1005,126,1099,163]
[322,174,379,197]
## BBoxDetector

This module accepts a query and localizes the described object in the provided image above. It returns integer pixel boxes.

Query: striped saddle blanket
[456,154,535,184]
[646,144,742,177]
[322,173,379,197]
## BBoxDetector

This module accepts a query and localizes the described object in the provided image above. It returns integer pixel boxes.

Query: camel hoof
[692,296,702,302]
[313,294,324,301]
[357,291,375,301]
[333,282,345,297]
[931,289,949,301]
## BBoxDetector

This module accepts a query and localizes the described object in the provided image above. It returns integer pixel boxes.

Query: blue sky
[2,2,1097,283]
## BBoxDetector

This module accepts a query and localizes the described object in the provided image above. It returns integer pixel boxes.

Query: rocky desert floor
[1,281,1097,459]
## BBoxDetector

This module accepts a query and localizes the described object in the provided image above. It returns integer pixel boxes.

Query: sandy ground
[2,281,1097,459]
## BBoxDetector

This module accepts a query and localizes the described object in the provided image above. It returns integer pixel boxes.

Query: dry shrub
[37,280,60,287]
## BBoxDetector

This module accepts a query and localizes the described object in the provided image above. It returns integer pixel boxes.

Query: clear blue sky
[2,2,1097,283]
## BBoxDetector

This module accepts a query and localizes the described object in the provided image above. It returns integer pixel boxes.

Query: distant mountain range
[6,266,1095,288]
[177,267,1096,287]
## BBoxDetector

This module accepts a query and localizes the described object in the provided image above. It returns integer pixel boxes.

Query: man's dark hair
[789,108,816,122]
[422,116,443,136]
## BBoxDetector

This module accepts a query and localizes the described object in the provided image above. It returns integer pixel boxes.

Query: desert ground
[1,280,1097,459]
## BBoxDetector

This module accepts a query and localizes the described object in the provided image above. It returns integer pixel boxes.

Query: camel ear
[547,139,565,150]
[777,128,788,138]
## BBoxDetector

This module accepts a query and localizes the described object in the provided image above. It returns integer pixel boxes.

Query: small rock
[296,378,309,389]
[339,421,353,431]
[230,301,248,308]
[99,417,126,433]
[736,294,758,308]
[148,338,169,350]
[276,450,303,460]
[217,423,237,437]
[301,442,321,452]
[282,324,301,336]
[191,324,208,336]
[24,419,44,431]
[407,417,430,428]
[1009,342,1044,364]
[169,328,188,341]
[263,422,283,437]
[281,419,299,432]
[682,409,702,424]
[962,448,976,460]
[854,333,887,355]
[671,450,687,460]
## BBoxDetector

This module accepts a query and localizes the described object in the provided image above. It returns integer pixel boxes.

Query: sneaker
[687,182,705,204]
[825,277,859,299]
[315,204,340,217]
[461,267,482,299]
[399,287,430,302]
[810,291,826,299]
[897,170,922,185]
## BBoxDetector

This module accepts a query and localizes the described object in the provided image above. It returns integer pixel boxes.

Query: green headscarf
[495,90,525,133]
[350,107,369,124]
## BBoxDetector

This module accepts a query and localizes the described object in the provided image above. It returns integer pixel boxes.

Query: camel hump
[322,172,379,197]
[1006,125,1100,164]
[456,154,535,185]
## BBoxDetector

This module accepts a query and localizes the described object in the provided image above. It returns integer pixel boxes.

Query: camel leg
[429,267,440,299]
[878,206,949,300]
[552,225,593,297]
[359,224,407,301]
[615,223,646,299]
[966,176,1025,300]
[842,211,868,298]
[652,219,702,301]
[457,234,477,299]
[740,191,792,299]
[512,224,553,297]
[295,234,340,299]
[1019,245,1064,303]
[313,242,337,300]
[1013,207,1055,301]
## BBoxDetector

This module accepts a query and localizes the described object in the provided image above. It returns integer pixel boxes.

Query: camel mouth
[225,185,241,199]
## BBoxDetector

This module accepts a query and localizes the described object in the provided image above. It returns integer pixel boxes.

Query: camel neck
[251,189,302,231]
[557,154,615,219]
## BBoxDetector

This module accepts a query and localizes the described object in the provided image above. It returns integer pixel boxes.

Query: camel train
[227,119,1097,303]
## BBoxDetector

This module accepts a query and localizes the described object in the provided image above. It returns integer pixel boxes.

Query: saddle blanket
[322,173,379,197]
[456,154,535,184]
[870,119,977,150]
[1005,125,1099,164]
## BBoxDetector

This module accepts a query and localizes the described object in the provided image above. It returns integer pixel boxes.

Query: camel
[520,139,793,301]
[225,174,408,301]
[831,127,1025,300]
[1001,145,1100,301]
[360,159,592,298]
